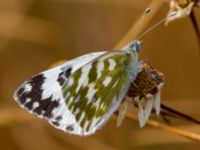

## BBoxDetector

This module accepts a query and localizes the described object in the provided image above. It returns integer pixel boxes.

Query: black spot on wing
[51,121,60,127]
[15,74,59,119]
[57,67,72,86]
[17,87,25,97]
[66,124,74,131]
[43,99,59,118]
[57,73,65,86]
[55,116,62,121]
[65,67,72,77]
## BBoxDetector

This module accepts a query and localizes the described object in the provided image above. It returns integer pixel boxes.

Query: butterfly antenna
[136,8,151,30]
[125,8,150,48]
[137,11,177,40]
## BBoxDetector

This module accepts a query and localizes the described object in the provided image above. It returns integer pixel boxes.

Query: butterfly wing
[14,50,139,136]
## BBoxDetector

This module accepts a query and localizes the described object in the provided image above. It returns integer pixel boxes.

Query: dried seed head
[127,62,164,99]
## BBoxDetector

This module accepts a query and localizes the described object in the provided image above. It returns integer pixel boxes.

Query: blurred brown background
[0,0,200,150]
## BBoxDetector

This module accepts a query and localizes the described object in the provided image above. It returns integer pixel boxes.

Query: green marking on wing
[88,61,97,83]
[62,51,138,132]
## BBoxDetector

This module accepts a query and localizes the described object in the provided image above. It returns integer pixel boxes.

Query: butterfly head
[129,40,142,53]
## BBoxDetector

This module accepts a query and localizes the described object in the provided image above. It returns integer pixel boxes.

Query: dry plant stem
[123,112,200,142]
[161,103,200,125]
[115,0,166,49]
[190,10,200,52]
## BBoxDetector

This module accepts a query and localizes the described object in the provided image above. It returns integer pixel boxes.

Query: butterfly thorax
[124,40,141,79]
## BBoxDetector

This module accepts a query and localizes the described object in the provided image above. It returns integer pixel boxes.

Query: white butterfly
[14,40,146,136]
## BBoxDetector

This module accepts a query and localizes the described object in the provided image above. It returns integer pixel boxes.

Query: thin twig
[114,111,200,142]
[190,10,200,52]
[123,112,200,142]
[161,103,200,125]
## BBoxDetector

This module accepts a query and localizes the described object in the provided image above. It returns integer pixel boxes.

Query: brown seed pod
[127,62,164,100]
[117,62,164,127]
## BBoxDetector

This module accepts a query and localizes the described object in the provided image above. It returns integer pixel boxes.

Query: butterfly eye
[130,40,142,53]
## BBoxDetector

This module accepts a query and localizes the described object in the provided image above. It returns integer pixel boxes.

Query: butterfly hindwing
[61,51,138,135]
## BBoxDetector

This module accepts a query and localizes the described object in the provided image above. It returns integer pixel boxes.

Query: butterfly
[13,7,177,136]
[13,40,145,136]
